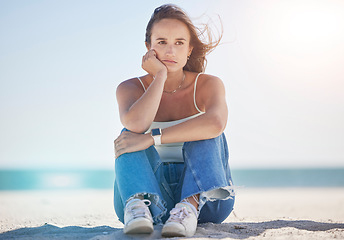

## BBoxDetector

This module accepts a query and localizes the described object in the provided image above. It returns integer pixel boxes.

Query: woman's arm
[116,50,167,133]
[162,75,228,143]
[114,75,228,158]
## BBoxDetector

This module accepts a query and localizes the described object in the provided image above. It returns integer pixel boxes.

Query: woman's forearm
[161,110,228,144]
[121,72,166,133]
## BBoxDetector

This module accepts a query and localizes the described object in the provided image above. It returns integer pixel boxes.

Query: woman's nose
[165,44,175,56]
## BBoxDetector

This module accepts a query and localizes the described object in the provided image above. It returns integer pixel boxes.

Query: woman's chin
[166,65,184,73]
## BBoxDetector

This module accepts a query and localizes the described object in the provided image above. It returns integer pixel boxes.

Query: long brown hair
[145,4,222,73]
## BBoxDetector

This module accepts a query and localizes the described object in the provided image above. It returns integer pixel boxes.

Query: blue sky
[1,0,343,169]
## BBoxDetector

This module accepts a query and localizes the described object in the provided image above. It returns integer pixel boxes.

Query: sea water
[0,168,344,190]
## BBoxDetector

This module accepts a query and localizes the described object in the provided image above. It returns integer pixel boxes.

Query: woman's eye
[176,41,184,45]
[158,41,166,45]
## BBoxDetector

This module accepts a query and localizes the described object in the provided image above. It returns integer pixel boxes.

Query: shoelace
[128,199,151,219]
[168,207,189,223]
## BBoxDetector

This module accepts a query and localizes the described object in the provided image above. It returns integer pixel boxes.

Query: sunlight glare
[40,173,82,189]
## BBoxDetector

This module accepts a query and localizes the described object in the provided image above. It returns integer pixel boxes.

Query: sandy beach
[1,188,343,239]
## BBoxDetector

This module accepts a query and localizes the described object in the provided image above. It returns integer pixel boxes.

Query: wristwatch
[151,128,162,145]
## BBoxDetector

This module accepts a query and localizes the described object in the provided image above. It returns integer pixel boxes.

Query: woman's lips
[162,60,177,64]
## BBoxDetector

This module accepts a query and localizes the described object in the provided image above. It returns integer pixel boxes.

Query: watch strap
[151,128,162,145]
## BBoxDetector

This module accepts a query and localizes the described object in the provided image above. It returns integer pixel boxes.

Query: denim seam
[183,148,204,192]
[161,181,175,201]
[152,159,162,174]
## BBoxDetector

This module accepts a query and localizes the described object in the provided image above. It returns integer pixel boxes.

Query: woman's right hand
[114,131,154,158]
[142,49,167,78]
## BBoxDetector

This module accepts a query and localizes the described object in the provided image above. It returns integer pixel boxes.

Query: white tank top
[138,73,205,162]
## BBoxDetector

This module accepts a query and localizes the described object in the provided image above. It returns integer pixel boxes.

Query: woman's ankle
[182,194,199,210]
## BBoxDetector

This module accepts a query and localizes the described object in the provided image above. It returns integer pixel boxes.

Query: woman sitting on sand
[113,4,235,237]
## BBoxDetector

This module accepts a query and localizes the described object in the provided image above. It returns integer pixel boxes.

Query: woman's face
[148,18,193,73]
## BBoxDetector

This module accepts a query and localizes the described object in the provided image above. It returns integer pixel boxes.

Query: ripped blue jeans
[113,130,235,224]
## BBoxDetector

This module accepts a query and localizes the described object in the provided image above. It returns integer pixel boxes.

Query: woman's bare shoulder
[116,76,147,94]
[198,73,225,90]
[199,73,222,80]
[117,77,139,90]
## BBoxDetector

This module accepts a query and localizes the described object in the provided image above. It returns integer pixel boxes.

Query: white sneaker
[161,202,198,237]
[123,199,154,234]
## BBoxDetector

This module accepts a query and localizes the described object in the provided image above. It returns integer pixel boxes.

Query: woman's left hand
[114,131,154,158]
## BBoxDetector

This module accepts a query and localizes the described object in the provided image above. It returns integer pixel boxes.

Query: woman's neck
[164,70,185,92]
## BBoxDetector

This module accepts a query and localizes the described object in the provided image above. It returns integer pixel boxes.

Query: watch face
[151,128,161,136]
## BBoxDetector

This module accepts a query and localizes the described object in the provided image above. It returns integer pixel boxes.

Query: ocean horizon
[0,168,344,191]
